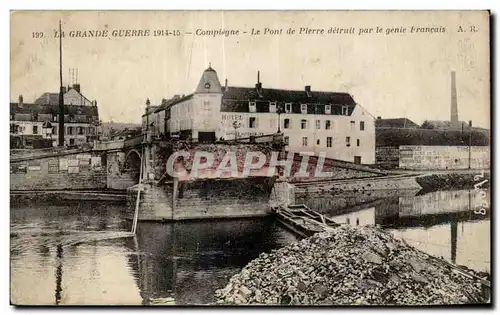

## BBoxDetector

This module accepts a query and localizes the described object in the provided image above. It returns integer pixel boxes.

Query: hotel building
[144,66,375,164]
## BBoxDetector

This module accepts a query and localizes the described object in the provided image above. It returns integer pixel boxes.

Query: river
[10,188,490,305]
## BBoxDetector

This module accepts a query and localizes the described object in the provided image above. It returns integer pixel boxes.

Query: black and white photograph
[9,10,491,306]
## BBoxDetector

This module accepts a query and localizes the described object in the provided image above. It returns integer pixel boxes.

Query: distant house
[10,94,99,148]
[100,122,142,141]
[34,84,94,106]
[375,118,420,129]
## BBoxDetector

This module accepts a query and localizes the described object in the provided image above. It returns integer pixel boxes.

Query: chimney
[377,116,381,120]
[18,95,23,109]
[450,71,459,130]
[469,120,472,127]
[224,79,228,91]
[255,71,263,97]
[72,83,81,93]
[305,85,312,97]
[255,82,263,98]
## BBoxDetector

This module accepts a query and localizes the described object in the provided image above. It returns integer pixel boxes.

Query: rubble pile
[215,225,489,305]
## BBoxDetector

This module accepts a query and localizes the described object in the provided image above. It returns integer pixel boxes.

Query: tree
[421,120,434,129]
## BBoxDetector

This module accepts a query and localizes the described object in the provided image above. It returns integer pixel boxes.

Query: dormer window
[285,103,292,113]
[249,102,257,113]
[269,102,277,113]
[300,104,308,114]
[342,105,349,116]
[325,104,332,114]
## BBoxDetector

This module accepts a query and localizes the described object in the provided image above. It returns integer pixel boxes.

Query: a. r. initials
[457,25,478,33]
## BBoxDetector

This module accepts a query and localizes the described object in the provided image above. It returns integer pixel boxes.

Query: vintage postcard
[10,10,490,306]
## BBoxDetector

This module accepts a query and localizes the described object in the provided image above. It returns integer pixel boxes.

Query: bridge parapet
[93,140,125,151]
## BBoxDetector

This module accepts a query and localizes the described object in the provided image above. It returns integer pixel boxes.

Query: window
[284,136,289,145]
[301,119,307,129]
[68,126,73,135]
[88,127,94,135]
[249,117,257,128]
[203,100,211,111]
[350,121,355,130]
[357,139,360,146]
[69,139,75,145]
[342,105,349,115]
[315,120,320,129]
[284,118,291,129]
[360,121,365,131]
[325,104,332,114]
[269,102,277,113]
[52,126,57,135]
[316,139,320,145]
[285,103,292,113]
[327,137,332,148]
[302,137,308,147]
[249,102,256,113]
[325,120,331,130]
[33,125,38,134]
[53,115,57,122]
[300,104,307,114]
[346,136,351,146]
[78,127,84,135]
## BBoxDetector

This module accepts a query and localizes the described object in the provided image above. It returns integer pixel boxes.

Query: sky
[10,10,490,128]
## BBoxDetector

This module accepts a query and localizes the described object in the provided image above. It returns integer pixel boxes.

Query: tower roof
[195,65,223,94]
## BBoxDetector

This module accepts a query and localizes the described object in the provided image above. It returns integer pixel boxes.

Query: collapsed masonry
[215,225,490,305]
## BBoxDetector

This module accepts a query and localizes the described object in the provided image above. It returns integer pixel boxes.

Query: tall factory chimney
[450,71,459,130]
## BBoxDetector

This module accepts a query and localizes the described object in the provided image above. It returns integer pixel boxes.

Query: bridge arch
[123,149,142,183]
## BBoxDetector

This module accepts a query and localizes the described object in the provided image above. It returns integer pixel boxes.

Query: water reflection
[125,218,297,305]
[298,188,490,273]
[10,200,296,305]
[11,188,491,305]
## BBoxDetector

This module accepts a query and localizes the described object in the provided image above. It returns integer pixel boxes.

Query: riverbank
[215,225,490,305]
[10,189,127,203]
[416,171,490,191]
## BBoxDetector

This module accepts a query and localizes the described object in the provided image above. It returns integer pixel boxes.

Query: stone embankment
[215,225,489,305]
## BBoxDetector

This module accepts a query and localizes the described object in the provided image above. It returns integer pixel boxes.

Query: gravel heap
[215,225,489,305]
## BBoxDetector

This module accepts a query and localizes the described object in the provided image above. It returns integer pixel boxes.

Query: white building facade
[145,66,376,164]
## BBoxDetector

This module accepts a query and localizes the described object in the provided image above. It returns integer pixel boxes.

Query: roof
[195,66,223,94]
[34,88,93,106]
[153,94,193,114]
[221,86,357,115]
[375,118,420,129]
[10,102,98,117]
[35,93,60,105]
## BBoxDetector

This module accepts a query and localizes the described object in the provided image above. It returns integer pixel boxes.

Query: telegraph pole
[58,20,65,147]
